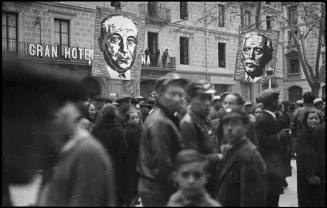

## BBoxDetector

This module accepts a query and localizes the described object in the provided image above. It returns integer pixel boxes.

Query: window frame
[266,15,272,30]
[2,11,18,53]
[244,10,251,27]
[288,58,300,74]
[218,42,226,68]
[180,2,188,20]
[218,4,225,27]
[180,36,189,65]
[288,5,298,25]
[54,18,70,55]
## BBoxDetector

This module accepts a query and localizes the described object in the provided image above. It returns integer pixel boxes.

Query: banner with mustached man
[92,7,145,81]
[233,28,280,83]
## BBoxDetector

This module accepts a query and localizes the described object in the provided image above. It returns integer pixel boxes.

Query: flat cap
[244,101,253,106]
[3,54,87,119]
[259,89,280,102]
[314,97,323,104]
[296,100,303,105]
[155,72,188,91]
[187,80,216,97]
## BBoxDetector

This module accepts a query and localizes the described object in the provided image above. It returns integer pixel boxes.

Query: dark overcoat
[91,118,127,205]
[297,125,325,207]
[123,124,142,204]
[216,138,267,207]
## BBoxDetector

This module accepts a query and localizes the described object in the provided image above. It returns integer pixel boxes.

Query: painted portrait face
[241,32,272,79]
[99,15,138,74]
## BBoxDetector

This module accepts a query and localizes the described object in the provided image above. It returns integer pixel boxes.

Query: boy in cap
[137,73,188,206]
[216,109,267,206]
[180,80,219,197]
[167,150,221,207]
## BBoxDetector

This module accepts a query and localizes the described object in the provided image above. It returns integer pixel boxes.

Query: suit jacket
[216,138,267,207]
[137,105,181,204]
[254,110,286,179]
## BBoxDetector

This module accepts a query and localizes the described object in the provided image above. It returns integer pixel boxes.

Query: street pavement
[9,160,299,207]
[279,159,298,207]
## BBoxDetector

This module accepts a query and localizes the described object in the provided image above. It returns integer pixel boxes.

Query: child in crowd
[167,149,221,207]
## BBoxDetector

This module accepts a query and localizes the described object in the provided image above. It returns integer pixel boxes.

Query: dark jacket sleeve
[180,121,199,150]
[246,123,258,146]
[240,152,267,207]
[254,116,279,150]
[70,147,116,206]
[149,121,177,193]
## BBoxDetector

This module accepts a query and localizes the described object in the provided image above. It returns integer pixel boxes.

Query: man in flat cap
[254,89,289,206]
[2,55,116,206]
[314,97,324,112]
[137,73,188,206]
[216,109,267,206]
[179,80,219,197]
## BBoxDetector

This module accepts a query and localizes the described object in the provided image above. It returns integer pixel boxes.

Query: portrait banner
[233,27,280,83]
[92,7,145,81]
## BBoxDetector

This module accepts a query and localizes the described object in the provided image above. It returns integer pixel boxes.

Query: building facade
[2,1,324,102]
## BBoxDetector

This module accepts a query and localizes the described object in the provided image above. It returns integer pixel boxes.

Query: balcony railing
[2,39,92,64]
[138,3,171,23]
[142,53,175,69]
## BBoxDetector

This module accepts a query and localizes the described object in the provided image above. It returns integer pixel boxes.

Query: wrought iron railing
[141,53,176,69]
[138,3,171,23]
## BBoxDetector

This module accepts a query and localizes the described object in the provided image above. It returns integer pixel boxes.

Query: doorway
[148,32,158,67]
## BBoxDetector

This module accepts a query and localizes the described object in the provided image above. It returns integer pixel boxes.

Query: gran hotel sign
[27,43,94,62]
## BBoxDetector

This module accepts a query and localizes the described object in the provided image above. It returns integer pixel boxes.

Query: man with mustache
[99,15,138,80]
[241,31,273,83]
[179,80,219,197]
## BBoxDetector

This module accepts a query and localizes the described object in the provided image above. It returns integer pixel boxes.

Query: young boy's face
[174,161,208,196]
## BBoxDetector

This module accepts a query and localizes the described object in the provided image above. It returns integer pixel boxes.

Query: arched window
[289,86,302,104]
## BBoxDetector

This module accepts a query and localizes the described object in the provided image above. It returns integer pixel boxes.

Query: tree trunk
[311,82,321,97]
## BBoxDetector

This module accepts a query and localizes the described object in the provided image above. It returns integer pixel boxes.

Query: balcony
[2,39,92,65]
[138,3,171,24]
[141,54,176,79]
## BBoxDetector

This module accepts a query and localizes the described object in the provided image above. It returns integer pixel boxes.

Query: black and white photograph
[2,1,326,207]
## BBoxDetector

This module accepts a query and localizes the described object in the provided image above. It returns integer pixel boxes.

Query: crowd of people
[3,56,326,207]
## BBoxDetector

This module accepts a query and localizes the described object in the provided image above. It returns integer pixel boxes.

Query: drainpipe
[205,2,209,81]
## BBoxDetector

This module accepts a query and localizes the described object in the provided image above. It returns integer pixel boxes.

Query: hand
[308,176,321,185]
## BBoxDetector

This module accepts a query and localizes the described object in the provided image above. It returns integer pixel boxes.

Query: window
[266,16,272,30]
[289,59,300,74]
[218,4,225,27]
[289,86,302,104]
[54,19,69,54]
[180,37,189,65]
[288,6,298,25]
[244,10,251,27]
[218,42,226,68]
[2,12,18,53]
[111,2,121,10]
[180,2,188,20]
